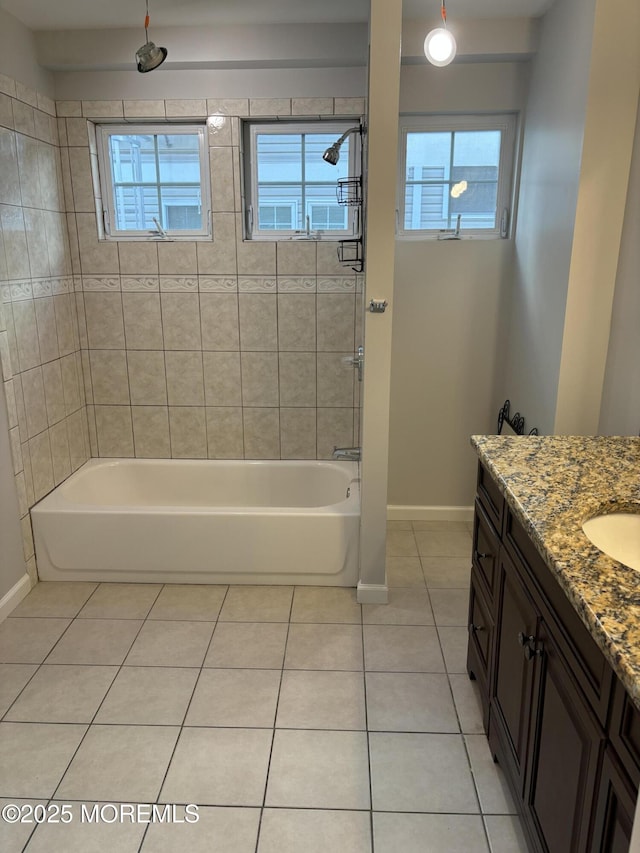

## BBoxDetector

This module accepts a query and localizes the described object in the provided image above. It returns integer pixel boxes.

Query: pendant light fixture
[424,0,457,67]
[136,0,168,73]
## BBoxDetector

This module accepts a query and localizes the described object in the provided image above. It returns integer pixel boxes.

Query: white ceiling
[0,0,556,31]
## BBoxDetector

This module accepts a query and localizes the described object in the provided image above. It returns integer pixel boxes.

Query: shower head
[322,126,361,166]
[322,143,341,165]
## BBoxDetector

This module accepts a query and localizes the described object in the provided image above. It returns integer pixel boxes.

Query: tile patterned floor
[0,521,529,852]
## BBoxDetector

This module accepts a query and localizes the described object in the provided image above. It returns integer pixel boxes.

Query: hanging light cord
[144,0,150,41]
[441,0,448,27]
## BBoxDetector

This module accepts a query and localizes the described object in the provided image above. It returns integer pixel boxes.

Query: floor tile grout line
[253,586,295,853]
[361,598,376,853]
[138,584,232,852]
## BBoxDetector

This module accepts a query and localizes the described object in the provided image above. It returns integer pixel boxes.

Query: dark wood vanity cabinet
[467,463,639,853]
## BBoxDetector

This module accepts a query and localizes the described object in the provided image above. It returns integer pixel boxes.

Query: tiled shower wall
[60,96,365,460]
[0,73,90,582]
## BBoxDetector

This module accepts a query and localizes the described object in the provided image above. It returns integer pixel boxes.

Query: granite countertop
[471,435,640,707]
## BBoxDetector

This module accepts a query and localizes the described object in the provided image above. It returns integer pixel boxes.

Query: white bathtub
[32,459,360,586]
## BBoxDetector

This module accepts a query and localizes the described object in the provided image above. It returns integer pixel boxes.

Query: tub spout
[332,447,361,462]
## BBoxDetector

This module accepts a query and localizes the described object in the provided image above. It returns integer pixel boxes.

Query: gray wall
[599,98,640,437]
[500,0,596,434]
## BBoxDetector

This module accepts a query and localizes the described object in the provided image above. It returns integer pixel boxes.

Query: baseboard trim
[0,573,32,622]
[387,504,474,523]
[357,581,388,604]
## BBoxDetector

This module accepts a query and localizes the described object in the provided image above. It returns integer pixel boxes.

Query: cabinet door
[472,499,500,602]
[590,747,635,853]
[525,621,604,853]
[490,549,539,795]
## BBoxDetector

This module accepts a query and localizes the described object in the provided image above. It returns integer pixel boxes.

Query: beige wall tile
[122,293,163,350]
[95,405,134,456]
[41,360,66,426]
[67,409,89,471]
[132,406,171,457]
[205,407,244,459]
[206,114,233,147]
[29,429,54,499]
[37,143,61,211]
[60,353,81,415]
[334,98,366,116]
[0,128,21,205]
[317,293,355,352]
[243,408,280,459]
[16,134,42,207]
[0,93,15,130]
[317,352,355,407]
[280,408,317,459]
[12,300,41,371]
[207,98,249,117]
[237,235,276,276]
[118,242,158,275]
[209,147,236,213]
[4,378,18,428]
[65,117,90,147]
[292,98,334,116]
[127,350,167,405]
[317,241,347,276]
[124,100,166,118]
[203,351,241,406]
[279,352,316,407]
[317,407,355,459]
[68,147,95,212]
[0,204,30,278]
[21,366,48,437]
[49,419,71,485]
[53,294,76,356]
[200,293,239,351]
[24,208,50,278]
[238,294,277,351]
[90,350,130,405]
[249,99,291,117]
[169,407,207,458]
[160,293,201,350]
[82,100,123,119]
[197,214,237,275]
[157,242,197,276]
[56,101,82,118]
[276,241,317,276]
[12,100,35,137]
[241,352,279,407]
[84,292,125,349]
[165,99,207,118]
[165,351,204,405]
[277,294,316,351]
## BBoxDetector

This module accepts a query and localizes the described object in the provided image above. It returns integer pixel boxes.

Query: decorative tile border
[52,277,73,295]
[82,276,120,292]
[199,276,238,292]
[32,279,53,298]
[159,276,199,292]
[238,277,277,293]
[121,276,159,292]
[9,281,33,301]
[277,277,317,293]
[318,276,356,292]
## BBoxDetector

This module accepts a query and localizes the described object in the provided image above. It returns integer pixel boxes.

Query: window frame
[96,123,212,241]
[242,120,362,241]
[397,113,518,240]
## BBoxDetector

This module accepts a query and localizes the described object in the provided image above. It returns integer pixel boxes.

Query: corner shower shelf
[337,176,362,207]
[337,238,364,273]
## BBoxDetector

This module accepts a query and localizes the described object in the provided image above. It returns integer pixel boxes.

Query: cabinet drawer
[504,507,613,725]
[477,462,505,533]
[467,567,494,732]
[590,746,636,853]
[473,498,500,602]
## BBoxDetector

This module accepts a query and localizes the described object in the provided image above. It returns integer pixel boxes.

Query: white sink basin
[582,513,640,570]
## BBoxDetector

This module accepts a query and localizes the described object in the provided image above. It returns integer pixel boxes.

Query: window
[398,114,517,238]
[96,124,211,239]
[243,121,361,240]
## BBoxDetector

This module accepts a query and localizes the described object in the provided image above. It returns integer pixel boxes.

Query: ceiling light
[424,1,456,67]
[136,0,167,73]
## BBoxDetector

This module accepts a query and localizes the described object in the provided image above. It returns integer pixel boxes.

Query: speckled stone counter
[471,435,640,708]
